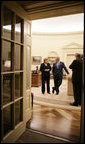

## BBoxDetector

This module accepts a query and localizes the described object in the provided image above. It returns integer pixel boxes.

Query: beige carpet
[31,79,81,110]
[32,79,73,101]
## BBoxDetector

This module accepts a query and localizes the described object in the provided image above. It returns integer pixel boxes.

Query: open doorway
[1,1,84,143]
[27,13,84,143]
[31,13,83,107]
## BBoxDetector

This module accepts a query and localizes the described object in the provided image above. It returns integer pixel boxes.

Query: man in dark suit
[40,58,51,94]
[52,57,69,95]
[69,53,83,106]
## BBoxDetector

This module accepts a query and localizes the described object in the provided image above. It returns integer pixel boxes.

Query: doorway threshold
[28,128,74,143]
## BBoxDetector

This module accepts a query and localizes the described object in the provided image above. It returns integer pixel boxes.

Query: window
[3,105,13,136]
[15,100,23,126]
[2,41,12,72]
[24,23,31,35]
[15,44,22,71]
[15,73,22,99]
[3,7,13,40]
[26,46,31,89]
[15,16,22,43]
[1,6,24,140]
[3,74,13,105]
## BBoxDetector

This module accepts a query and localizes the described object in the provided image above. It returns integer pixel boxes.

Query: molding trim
[62,42,83,49]
[32,31,84,37]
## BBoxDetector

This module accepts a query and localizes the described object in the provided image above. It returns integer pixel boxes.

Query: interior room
[31,14,83,107]
[1,1,84,143]
[28,14,84,143]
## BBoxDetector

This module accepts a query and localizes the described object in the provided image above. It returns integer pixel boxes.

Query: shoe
[70,102,78,106]
[52,88,54,94]
[56,89,59,95]
[56,92,59,95]
[78,103,81,106]
[52,90,54,94]
[47,92,51,94]
[42,92,45,94]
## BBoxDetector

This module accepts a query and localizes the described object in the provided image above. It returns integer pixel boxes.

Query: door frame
[1,1,84,143]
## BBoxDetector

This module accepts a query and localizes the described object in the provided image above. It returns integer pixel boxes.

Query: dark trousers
[42,77,50,93]
[73,81,82,105]
[53,75,62,93]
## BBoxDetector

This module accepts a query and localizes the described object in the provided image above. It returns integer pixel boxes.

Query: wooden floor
[27,104,81,143]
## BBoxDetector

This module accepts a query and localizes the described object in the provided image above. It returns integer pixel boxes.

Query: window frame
[1,5,24,139]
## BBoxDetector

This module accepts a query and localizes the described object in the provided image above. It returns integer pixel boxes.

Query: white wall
[31,32,83,70]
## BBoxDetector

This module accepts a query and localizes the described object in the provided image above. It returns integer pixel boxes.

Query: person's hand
[47,69,49,71]
[45,69,48,71]
[45,69,49,71]
[67,74,71,78]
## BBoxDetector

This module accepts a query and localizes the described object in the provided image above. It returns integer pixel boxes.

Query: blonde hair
[44,58,48,63]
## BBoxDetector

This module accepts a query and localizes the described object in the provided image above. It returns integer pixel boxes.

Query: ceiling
[31,13,84,33]
[17,1,84,20]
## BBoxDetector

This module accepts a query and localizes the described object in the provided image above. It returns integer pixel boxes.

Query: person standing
[40,58,51,94]
[69,53,83,106]
[52,57,69,95]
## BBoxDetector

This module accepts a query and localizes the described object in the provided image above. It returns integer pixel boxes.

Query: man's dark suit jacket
[40,63,51,79]
[52,62,69,78]
[69,59,83,83]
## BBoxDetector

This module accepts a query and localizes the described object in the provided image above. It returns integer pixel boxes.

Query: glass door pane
[3,105,13,136]
[2,41,12,72]
[15,16,22,43]
[3,74,13,105]
[3,7,13,40]
[15,73,22,99]
[15,100,22,126]
[25,23,31,35]
[15,44,22,71]
[26,47,31,89]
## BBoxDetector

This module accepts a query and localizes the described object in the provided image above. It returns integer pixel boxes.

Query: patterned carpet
[32,79,73,100]
[31,79,81,110]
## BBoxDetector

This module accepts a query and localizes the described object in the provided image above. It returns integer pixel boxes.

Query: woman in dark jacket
[40,58,51,94]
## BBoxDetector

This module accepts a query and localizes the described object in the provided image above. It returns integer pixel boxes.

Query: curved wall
[31,32,83,71]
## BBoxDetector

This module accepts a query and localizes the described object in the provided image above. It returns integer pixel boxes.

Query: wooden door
[1,2,32,143]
